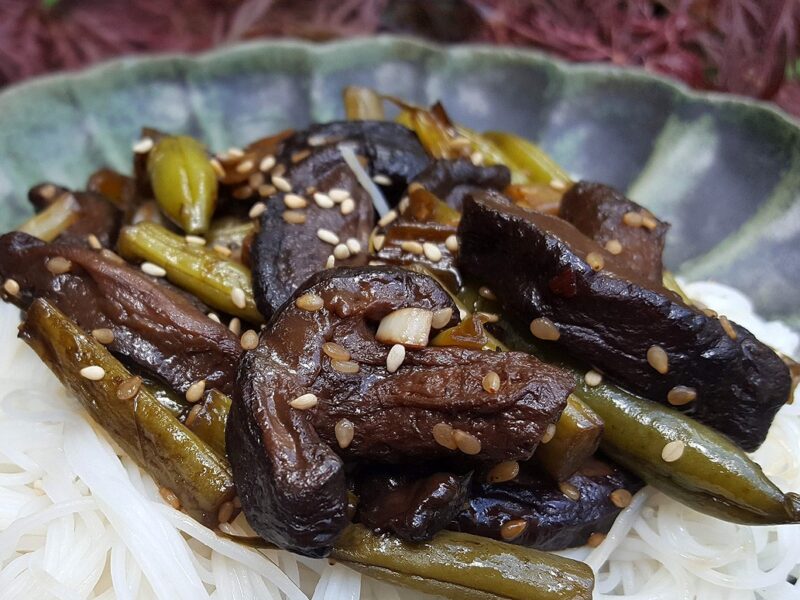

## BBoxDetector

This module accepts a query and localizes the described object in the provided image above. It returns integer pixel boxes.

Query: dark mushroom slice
[450,457,643,551]
[0,232,241,395]
[559,181,669,284]
[355,466,472,543]
[228,266,572,556]
[458,190,791,451]
[412,159,511,211]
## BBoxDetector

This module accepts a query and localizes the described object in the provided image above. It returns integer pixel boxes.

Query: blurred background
[0,0,798,117]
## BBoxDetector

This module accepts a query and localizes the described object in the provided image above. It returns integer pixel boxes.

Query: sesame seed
[208,312,221,323]
[241,330,259,350]
[478,286,497,301]
[445,235,459,252]
[719,315,738,340]
[623,211,643,227]
[323,342,351,362]
[259,155,276,172]
[185,380,206,403]
[39,184,57,199]
[213,244,232,258]
[80,365,105,381]
[217,501,235,524]
[159,487,182,510]
[283,210,307,224]
[290,393,319,410]
[102,251,125,266]
[313,192,334,208]
[661,440,685,462]
[272,175,292,192]
[470,151,484,166]
[453,429,482,455]
[584,370,603,387]
[308,134,327,146]
[346,238,362,255]
[271,163,287,177]
[488,460,520,483]
[559,481,581,501]
[225,147,245,159]
[586,251,605,271]
[378,210,398,227]
[232,185,253,200]
[398,196,410,213]
[86,234,102,250]
[46,256,72,275]
[249,172,265,188]
[642,215,658,230]
[236,159,254,174]
[258,184,277,197]
[228,317,242,335]
[372,174,392,185]
[132,137,153,153]
[605,239,623,255]
[372,234,386,251]
[541,423,557,444]
[647,345,669,374]
[296,293,324,311]
[292,149,311,163]
[331,359,360,374]
[667,385,697,406]
[317,228,340,245]
[335,419,355,448]
[401,241,424,255]
[92,328,115,345]
[431,307,453,329]
[482,370,501,394]
[329,188,351,202]
[184,403,202,428]
[480,312,500,323]
[116,376,142,401]
[423,242,442,262]
[325,255,336,269]
[432,422,458,450]
[550,179,567,191]
[185,235,206,245]
[340,198,356,215]
[333,244,351,260]
[230,287,247,309]
[141,262,167,277]
[283,194,307,209]
[500,519,528,541]
[248,202,267,219]
[209,158,226,178]
[386,343,406,373]
[530,317,560,341]
[587,532,606,547]
[610,488,633,508]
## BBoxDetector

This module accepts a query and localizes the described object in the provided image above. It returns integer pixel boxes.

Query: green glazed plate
[0,37,798,324]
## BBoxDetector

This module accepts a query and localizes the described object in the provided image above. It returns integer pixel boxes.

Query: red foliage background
[0,0,798,116]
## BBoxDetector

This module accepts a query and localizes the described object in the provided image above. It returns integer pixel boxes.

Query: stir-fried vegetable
[16,191,81,241]
[343,86,386,120]
[483,131,572,188]
[186,389,230,457]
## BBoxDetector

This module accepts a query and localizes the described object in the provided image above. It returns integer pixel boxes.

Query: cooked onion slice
[376,307,433,348]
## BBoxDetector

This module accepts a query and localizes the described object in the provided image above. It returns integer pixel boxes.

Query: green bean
[117,222,262,322]
[483,131,572,187]
[16,192,81,241]
[186,389,230,457]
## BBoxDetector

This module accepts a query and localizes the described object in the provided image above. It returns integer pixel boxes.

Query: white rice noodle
[0,279,799,599]
[338,143,391,217]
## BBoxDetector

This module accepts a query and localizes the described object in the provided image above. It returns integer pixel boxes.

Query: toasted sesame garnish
[271,162,287,177]
[80,365,105,381]
[209,158,226,178]
[258,184,277,197]
[482,371,501,394]
[422,242,442,263]
[386,343,406,373]
[445,235,459,253]
[282,210,307,224]
[132,137,154,154]
[541,423,557,444]
[159,487,182,510]
[185,235,206,245]
[333,244,351,260]
[331,359,360,374]
[213,244,232,258]
[623,211,644,227]
[38,184,57,199]
[329,188,351,202]
[346,238,362,255]
[290,393,319,410]
[228,318,242,335]
[335,419,355,448]
[480,312,500,323]
[291,149,311,163]
[584,370,603,387]
[401,241,424,255]
[313,192,334,208]
[249,172,265,188]
[116,376,142,401]
[398,196,410,213]
[610,488,633,508]
[487,460,520,483]
[453,429,482,455]
[92,328,115,345]
[259,155,276,172]
[478,286,497,301]
[86,234,102,250]
[647,345,669,374]
[605,239,623,255]
[295,292,324,311]
[661,440,685,462]
[185,380,206,403]
[587,532,606,547]
[141,262,166,277]
[100,249,125,264]
[378,210,398,227]
[586,251,605,271]
[308,134,327,146]
[325,255,336,269]
[340,198,356,215]
[642,215,658,230]
[559,481,581,501]
[431,307,453,329]
[550,179,567,191]
[470,151,484,166]
[530,317,560,341]
[372,234,386,251]
[208,312,221,323]
[230,287,247,309]
[272,175,292,192]
[235,159,254,174]
[719,315,738,340]
[323,342,351,362]
[232,185,253,200]
[45,256,72,275]
[217,501,235,524]
[225,147,245,159]
[184,403,202,428]
[248,202,267,219]
[667,385,697,406]
[432,422,458,450]
[241,329,259,351]
[372,173,392,186]
[500,519,528,541]
[281,194,306,209]
[317,228,340,245]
